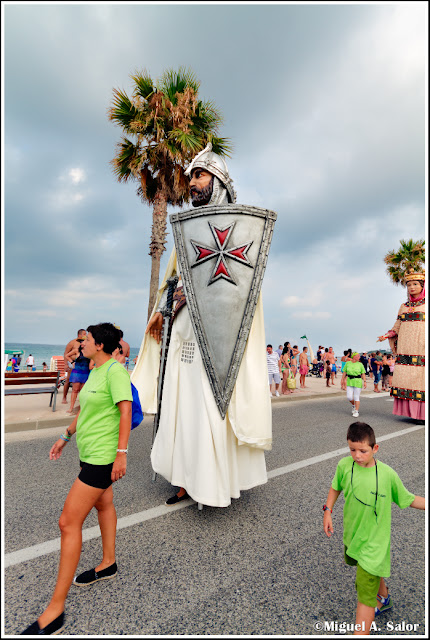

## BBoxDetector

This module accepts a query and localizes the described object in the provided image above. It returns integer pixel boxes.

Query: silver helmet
[185,142,236,204]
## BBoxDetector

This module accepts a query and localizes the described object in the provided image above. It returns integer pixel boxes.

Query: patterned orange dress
[386,295,425,420]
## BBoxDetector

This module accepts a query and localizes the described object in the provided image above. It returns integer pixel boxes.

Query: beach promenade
[4,372,379,432]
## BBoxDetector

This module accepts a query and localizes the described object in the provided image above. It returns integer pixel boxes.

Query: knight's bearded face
[189,169,214,207]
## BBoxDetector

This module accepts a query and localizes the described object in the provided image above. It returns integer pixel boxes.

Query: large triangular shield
[171,203,277,418]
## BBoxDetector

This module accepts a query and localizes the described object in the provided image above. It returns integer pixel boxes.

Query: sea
[4,342,141,371]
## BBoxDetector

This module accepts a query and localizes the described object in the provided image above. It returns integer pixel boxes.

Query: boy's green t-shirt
[76,359,133,465]
[343,361,365,388]
[332,456,415,577]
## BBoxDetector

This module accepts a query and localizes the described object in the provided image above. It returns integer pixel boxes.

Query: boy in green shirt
[323,422,425,635]
[342,352,366,418]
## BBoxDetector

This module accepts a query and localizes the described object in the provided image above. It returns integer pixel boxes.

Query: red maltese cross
[190,222,253,286]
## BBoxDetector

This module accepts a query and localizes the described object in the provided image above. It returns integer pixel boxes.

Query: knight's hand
[146,312,163,343]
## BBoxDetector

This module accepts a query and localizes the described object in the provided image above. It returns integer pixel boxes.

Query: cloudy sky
[2,1,427,356]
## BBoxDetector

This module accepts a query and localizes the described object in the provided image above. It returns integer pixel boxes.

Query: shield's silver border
[171,204,277,418]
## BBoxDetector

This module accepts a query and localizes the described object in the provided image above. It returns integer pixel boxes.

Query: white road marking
[4,424,424,569]
[4,500,192,569]
[364,392,390,399]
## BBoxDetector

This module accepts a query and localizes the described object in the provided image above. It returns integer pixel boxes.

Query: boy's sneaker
[275,390,280,397]
[375,594,393,617]
[352,410,359,418]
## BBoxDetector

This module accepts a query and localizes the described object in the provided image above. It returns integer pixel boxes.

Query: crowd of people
[267,342,312,397]
[266,342,399,423]
[266,343,395,397]
[5,353,30,372]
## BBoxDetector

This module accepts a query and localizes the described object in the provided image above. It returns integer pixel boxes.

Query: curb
[270,389,379,405]
[270,391,346,404]
[5,417,72,433]
[4,391,384,432]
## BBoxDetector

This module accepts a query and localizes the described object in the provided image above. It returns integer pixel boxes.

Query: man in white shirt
[267,344,281,397]
[26,354,34,372]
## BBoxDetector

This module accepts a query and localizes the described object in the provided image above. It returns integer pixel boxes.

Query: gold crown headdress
[404,269,425,283]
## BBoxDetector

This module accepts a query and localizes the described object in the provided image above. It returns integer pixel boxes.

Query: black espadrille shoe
[165,491,189,506]
[21,611,65,635]
[73,562,117,587]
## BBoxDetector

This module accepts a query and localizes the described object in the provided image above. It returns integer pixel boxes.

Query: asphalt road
[3,394,426,636]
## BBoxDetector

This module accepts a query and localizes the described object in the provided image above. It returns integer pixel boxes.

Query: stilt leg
[198,502,203,511]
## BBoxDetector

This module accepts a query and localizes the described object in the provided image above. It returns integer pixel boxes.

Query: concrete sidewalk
[3,373,381,433]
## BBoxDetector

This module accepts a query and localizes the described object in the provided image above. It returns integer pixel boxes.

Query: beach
[4,342,140,372]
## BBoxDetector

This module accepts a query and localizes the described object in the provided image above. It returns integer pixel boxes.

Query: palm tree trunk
[147,191,168,320]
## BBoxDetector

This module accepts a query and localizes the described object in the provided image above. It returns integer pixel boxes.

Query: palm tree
[108,67,232,319]
[384,238,425,285]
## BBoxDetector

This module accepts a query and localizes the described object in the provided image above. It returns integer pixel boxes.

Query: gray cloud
[3,2,426,351]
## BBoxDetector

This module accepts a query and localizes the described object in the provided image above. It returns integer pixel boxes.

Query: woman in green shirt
[21,323,132,636]
[342,352,367,418]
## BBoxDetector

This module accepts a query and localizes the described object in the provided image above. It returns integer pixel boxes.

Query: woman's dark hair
[282,341,290,355]
[87,323,121,355]
[347,422,376,448]
[346,348,352,357]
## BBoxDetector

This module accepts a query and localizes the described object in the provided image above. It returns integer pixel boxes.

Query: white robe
[132,249,272,507]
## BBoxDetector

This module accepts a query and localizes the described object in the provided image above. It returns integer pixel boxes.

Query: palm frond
[385,266,403,285]
[108,88,140,130]
[160,67,200,104]
[131,70,155,101]
[168,129,202,153]
[196,100,223,128]
[110,137,143,182]
[210,136,234,157]
[136,164,158,204]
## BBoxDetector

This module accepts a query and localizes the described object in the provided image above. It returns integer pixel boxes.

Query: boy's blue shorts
[344,546,380,608]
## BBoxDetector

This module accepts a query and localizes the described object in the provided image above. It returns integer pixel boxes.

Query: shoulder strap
[106,360,120,382]
[107,360,121,377]
[106,360,123,400]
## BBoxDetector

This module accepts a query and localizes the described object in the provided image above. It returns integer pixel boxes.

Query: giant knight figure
[132,144,276,507]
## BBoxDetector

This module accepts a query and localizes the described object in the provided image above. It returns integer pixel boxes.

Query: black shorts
[79,460,113,489]
[326,371,331,379]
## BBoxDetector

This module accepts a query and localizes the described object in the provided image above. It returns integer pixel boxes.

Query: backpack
[108,362,144,430]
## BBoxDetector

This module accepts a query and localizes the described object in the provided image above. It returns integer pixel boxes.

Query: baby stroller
[309,362,323,377]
